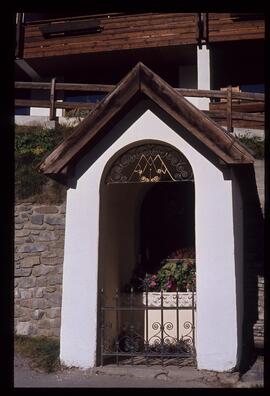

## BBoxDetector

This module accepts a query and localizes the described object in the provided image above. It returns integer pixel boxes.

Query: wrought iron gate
[100,288,196,366]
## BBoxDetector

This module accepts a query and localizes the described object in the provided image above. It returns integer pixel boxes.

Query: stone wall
[15,203,65,338]
[14,176,265,344]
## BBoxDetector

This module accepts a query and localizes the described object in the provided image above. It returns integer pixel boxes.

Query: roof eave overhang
[39,62,255,185]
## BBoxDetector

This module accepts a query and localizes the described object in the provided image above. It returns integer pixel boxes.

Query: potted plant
[130,249,196,293]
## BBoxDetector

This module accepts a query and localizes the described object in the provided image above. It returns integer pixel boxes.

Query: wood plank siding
[22,13,197,59]
[22,13,264,59]
[208,13,264,42]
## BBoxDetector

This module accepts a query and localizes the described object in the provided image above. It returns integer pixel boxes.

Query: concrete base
[15,116,57,129]
[15,115,81,128]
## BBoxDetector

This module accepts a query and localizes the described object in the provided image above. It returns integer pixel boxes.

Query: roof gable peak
[39,62,254,184]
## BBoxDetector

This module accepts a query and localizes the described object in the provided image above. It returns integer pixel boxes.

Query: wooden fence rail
[15,80,265,101]
[15,79,265,130]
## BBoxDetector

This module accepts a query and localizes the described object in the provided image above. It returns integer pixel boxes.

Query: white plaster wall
[60,108,239,371]
[30,106,63,117]
[197,46,211,110]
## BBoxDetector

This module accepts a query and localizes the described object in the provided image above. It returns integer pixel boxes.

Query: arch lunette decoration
[105,144,194,184]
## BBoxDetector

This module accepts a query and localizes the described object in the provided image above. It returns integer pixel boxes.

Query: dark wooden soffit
[39,62,254,183]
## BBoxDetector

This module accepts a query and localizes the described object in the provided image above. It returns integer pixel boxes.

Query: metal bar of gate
[145,288,149,366]
[161,289,164,366]
[100,288,196,366]
[192,291,195,351]
[100,289,105,367]
[130,287,134,365]
[176,287,180,365]
[115,289,120,365]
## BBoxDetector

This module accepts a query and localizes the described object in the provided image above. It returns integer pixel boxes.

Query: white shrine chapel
[40,63,259,372]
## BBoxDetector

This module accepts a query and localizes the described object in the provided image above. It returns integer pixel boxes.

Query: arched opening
[98,142,196,365]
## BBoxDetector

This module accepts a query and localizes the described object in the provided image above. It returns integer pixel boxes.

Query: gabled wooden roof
[39,62,254,184]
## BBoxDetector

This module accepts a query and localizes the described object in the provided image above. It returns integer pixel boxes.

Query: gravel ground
[14,353,264,388]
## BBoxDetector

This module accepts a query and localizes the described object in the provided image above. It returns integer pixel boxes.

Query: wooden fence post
[227,85,233,133]
[49,77,56,121]
[15,13,23,59]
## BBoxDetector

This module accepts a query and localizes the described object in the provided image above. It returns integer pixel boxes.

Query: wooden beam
[139,64,254,164]
[227,86,233,133]
[39,64,141,175]
[204,110,264,122]
[15,99,95,110]
[209,101,265,112]
[176,89,264,102]
[15,13,23,59]
[49,78,56,121]
[15,99,50,108]
[15,81,115,92]
[15,60,41,81]
[202,12,208,43]
[14,81,265,102]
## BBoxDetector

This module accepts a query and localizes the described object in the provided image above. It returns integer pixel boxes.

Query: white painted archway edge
[60,108,240,372]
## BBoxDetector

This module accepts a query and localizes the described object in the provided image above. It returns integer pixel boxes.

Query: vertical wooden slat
[49,77,56,120]
[195,12,202,48]
[227,85,233,133]
[202,12,208,44]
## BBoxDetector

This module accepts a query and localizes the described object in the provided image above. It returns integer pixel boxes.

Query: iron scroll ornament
[105,144,194,184]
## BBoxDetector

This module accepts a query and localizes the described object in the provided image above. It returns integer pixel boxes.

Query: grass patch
[15,335,60,373]
[237,135,264,159]
[15,124,74,203]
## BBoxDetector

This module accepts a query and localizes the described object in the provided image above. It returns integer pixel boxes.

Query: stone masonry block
[20,289,33,299]
[16,205,32,212]
[36,277,48,287]
[32,265,52,277]
[40,256,61,266]
[17,244,46,253]
[15,229,31,237]
[36,231,59,241]
[34,287,44,298]
[31,214,44,225]
[15,217,26,224]
[59,203,66,214]
[20,256,40,268]
[32,309,45,320]
[46,274,63,286]
[15,268,32,277]
[46,307,61,319]
[16,322,36,336]
[26,224,46,230]
[39,318,52,329]
[45,216,65,225]
[17,277,36,288]
[44,292,62,306]
[34,206,59,214]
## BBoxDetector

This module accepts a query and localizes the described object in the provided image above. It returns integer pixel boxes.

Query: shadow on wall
[236,164,264,374]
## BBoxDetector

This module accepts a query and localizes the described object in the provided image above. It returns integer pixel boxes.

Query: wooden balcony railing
[15,80,265,130]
